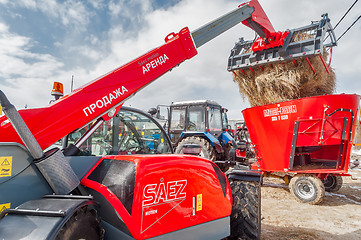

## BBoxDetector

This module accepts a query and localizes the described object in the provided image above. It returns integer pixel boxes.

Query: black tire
[322,174,343,192]
[175,136,216,161]
[289,174,325,205]
[55,206,104,240]
[228,180,261,240]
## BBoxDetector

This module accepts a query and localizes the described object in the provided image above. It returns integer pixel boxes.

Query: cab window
[187,106,205,131]
[170,107,186,130]
[208,106,222,131]
[67,108,172,156]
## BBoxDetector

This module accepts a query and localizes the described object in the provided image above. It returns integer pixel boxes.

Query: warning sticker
[0,203,10,213]
[196,194,202,211]
[0,156,12,177]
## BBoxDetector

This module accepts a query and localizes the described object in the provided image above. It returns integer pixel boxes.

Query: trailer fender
[0,195,95,240]
[227,168,263,183]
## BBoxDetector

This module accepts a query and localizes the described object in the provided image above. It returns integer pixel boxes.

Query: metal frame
[228,14,337,72]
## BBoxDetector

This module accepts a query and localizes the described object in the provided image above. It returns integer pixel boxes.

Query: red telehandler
[0,1,274,239]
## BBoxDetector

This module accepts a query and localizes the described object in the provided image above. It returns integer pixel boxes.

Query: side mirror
[148,108,158,116]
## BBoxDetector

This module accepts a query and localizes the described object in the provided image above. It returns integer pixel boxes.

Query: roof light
[51,82,64,100]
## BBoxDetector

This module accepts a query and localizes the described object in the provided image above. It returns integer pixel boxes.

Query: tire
[322,174,343,192]
[289,174,325,205]
[55,206,104,240]
[175,136,216,161]
[228,180,261,240]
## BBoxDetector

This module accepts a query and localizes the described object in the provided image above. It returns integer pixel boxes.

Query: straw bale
[233,51,335,107]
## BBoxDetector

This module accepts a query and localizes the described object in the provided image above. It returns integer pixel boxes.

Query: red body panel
[242,0,288,52]
[81,154,232,239]
[0,27,197,150]
[241,0,275,38]
[243,94,360,173]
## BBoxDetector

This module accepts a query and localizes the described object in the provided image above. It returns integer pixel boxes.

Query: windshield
[207,106,222,131]
[187,105,205,131]
[66,108,172,156]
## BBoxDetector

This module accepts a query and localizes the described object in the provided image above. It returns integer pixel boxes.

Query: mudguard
[221,131,236,147]
[0,195,94,240]
[227,168,262,183]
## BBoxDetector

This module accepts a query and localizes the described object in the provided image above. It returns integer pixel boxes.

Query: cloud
[2,0,92,31]
[0,0,360,120]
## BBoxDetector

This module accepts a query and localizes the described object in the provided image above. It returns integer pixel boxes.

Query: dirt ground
[261,168,361,240]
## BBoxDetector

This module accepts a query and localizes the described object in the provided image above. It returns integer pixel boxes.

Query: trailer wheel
[289,174,324,205]
[228,179,261,240]
[322,174,343,192]
[175,136,216,161]
[55,206,104,240]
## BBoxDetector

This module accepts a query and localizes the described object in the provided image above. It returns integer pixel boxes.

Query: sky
[0,0,360,120]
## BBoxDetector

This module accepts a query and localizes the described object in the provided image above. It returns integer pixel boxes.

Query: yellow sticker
[0,105,2,115]
[196,194,202,211]
[0,156,12,177]
[0,203,10,213]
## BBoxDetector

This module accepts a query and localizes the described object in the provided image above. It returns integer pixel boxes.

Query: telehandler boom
[0,0,275,150]
[0,1,271,239]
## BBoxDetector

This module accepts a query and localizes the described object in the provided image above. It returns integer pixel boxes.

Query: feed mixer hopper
[242,94,360,204]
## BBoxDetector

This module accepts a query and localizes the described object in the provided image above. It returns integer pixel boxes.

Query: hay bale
[233,52,335,107]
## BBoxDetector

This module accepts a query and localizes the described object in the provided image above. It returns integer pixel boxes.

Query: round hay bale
[233,51,335,107]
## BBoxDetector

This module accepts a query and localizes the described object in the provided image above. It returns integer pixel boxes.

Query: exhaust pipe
[0,90,79,194]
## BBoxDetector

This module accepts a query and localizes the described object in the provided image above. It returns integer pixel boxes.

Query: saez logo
[142,179,187,206]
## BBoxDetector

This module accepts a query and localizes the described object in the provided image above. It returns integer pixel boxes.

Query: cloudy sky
[0,0,360,120]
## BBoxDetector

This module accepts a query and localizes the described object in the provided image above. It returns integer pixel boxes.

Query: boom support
[0,0,271,149]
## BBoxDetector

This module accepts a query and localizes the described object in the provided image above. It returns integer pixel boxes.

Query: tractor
[150,100,236,164]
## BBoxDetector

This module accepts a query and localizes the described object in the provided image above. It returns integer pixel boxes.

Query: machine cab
[62,106,173,156]
[168,100,225,145]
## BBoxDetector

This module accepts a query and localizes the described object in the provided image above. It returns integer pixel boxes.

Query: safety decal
[0,156,12,177]
[0,203,10,214]
[196,194,202,211]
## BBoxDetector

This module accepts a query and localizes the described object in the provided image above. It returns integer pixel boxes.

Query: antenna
[71,75,74,92]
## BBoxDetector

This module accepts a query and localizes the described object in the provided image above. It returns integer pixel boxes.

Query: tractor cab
[168,100,225,145]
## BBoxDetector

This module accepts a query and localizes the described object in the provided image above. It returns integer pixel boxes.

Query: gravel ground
[261,168,361,240]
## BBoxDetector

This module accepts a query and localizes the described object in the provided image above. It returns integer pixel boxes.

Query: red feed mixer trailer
[0,1,278,239]
[226,4,360,204]
[242,95,359,205]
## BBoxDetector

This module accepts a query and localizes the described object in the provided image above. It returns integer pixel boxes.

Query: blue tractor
[150,100,236,163]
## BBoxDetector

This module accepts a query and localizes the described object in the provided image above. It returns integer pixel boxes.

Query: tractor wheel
[55,206,104,240]
[322,174,343,192]
[175,136,216,161]
[228,179,261,240]
[289,174,325,205]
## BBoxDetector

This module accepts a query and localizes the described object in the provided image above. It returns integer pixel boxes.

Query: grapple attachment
[228,14,337,72]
